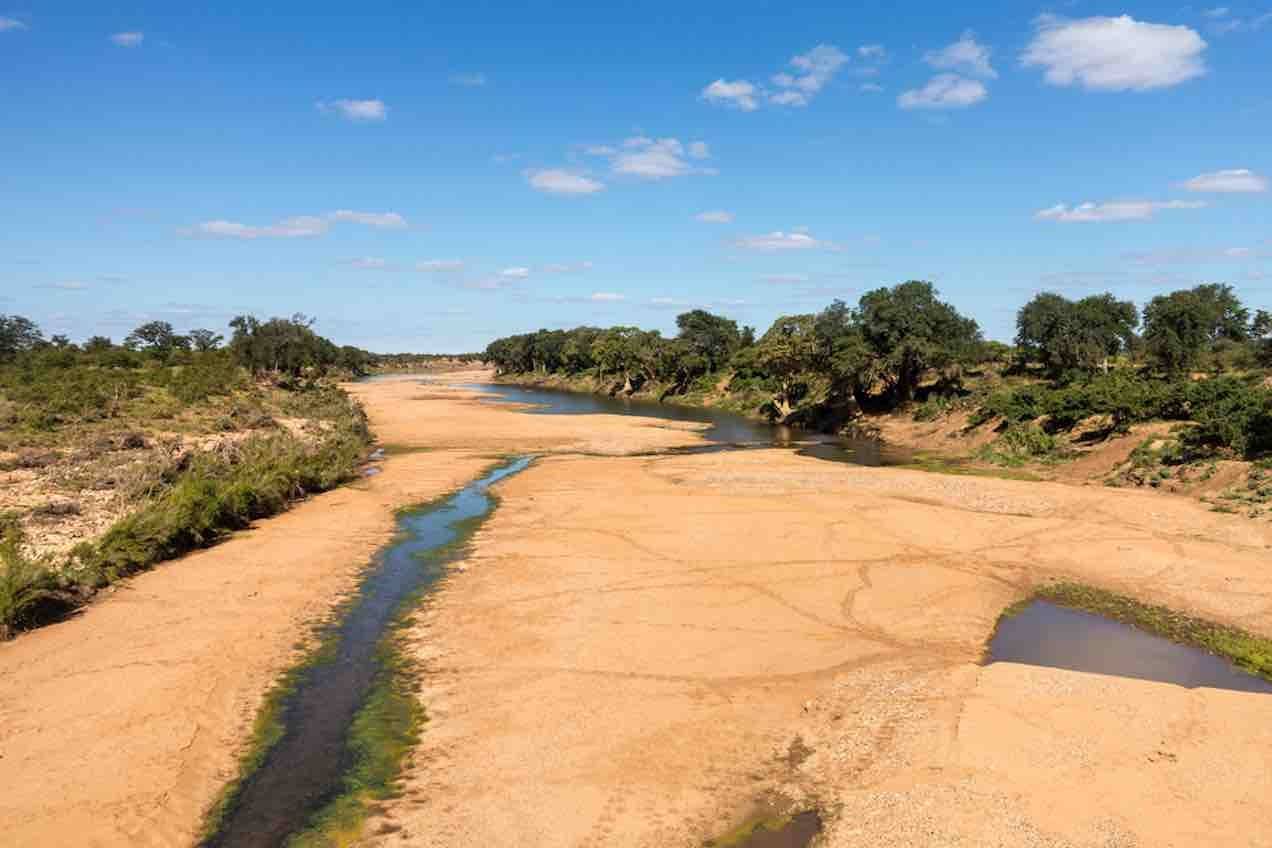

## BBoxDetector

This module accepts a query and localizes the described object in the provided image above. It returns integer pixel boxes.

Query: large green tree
[1015,292,1138,375]
[0,315,44,361]
[855,281,981,403]
[748,314,819,419]
[1143,284,1249,374]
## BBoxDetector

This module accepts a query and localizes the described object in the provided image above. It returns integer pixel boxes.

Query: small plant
[0,527,62,639]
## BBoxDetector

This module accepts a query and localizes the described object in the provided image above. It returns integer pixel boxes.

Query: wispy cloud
[328,209,407,228]
[589,292,625,302]
[734,231,831,251]
[701,79,759,111]
[417,260,465,272]
[0,16,27,31]
[1181,169,1268,193]
[109,31,144,47]
[924,31,997,78]
[610,137,713,180]
[762,273,811,284]
[702,43,850,111]
[316,99,388,121]
[1022,15,1207,91]
[500,267,530,278]
[695,210,734,224]
[449,72,487,87]
[858,44,886,60]
[524,168,606,195]
[1034,199,1206,223]
[37,280,90,291]
[541,261,594,273]
[181,210,409,239]
[898,74,988,109]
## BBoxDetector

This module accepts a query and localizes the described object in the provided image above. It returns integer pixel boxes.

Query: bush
[0,528,63,639]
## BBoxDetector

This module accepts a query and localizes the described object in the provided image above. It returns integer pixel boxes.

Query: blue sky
[2,2,1270,352]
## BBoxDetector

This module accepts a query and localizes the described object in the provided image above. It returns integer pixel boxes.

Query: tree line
[1,313,375,378]
[483,280,1272,426]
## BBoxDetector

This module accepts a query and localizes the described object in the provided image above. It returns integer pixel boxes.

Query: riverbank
[0,375,712,846]
[357,379,1272,847]
[5,374,1272,846]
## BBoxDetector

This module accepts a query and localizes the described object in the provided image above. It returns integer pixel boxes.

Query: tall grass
[0,530,63,640]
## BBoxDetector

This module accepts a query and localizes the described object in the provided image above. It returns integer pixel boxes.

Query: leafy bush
[978,424,1064,466]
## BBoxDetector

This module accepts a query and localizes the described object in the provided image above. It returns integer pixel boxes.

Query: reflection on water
[458,382,911,467]
[988,601,1272,694]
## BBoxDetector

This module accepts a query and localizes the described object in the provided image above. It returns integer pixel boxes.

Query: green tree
[0,315,43,361]
[1015,292,1138,375]
[856,281,981,403]
[125,321,189,354]
[674,309,742,374]
[1143,284,1249,374]
[187,328,224,352]
[749,314,819,419]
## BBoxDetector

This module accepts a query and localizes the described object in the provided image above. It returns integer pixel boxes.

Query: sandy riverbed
[3,373,1271,847]
[0,375,710,847]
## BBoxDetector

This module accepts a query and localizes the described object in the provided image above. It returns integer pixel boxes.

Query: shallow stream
[202,457,533,847]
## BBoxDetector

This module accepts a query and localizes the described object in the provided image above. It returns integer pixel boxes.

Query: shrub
[0,528,63,639]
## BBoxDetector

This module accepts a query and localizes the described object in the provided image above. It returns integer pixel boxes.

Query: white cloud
[734,231,826,251]
[500,267,530,278]
[924,31,997,79]
[1034,199,1207,223]
[612,137,697,179]
[589,292,625,302]
[898,74,987,109]
[416,260,465,272]
[38,280,90,291]
[688,141,710,159]
[317,99,388,121]
[1181,169,1268,193]
[1203,7,1231,17]
[763,273,810,284]
[328,209,408,228]
[1021,15,1207,91]
[182,210,408,239]
[0,16,27,31]
[525,168,605,195]
[110,31,144,47]
[701,79,759,111]
[695,210,734,224]
[769,44,848,106]
[860,82,884,93]
[582,145,618,156]
[345,257,390,269]
[858,44,886,60]
[541,261,594,273]
[449,72,487,87]
[190,216,329,239]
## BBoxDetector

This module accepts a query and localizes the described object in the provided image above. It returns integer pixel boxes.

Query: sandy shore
[357,395,1272,846]
[0,374,709,847]
[4,372,1271,847]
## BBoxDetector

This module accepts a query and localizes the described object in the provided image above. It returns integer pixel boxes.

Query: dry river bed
[4,371,1272,847]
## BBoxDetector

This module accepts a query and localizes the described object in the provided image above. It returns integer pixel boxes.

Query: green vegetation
[0,313,377,639]
[485,280,986,423]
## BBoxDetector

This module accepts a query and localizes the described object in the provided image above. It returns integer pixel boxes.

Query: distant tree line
[0,313,377,378]
[483,280,1272,455]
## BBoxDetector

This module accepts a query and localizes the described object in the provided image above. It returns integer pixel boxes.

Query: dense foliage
[484,280,1271,460]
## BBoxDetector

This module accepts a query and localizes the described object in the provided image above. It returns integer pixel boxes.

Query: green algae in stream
[286,634,423,847]
[705,809,824,848]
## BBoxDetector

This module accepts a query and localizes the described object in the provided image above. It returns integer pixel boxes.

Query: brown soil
[4,372,1272,847]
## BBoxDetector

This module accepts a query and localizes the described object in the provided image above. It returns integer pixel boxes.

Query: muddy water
[460,382,912,466]
[988,601,1272,694]
[707,811,824,848]
[203,457,533,848]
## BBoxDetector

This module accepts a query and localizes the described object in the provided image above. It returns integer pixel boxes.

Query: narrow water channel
[988,601,1272,694]
[203,456,533,847]
[458,381,913,466]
